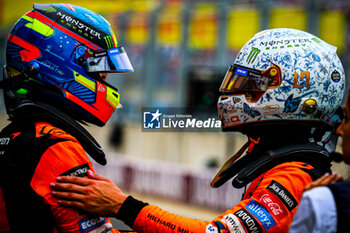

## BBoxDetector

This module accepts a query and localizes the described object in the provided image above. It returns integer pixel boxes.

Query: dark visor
[219,65,281,93]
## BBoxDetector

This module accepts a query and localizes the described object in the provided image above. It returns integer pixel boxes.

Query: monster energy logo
[56,11,102,39]
[104,36,114,49]
[247,48,260,64]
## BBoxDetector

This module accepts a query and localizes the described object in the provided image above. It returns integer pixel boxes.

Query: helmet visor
[219,65,281,93]
[86,47,134,73]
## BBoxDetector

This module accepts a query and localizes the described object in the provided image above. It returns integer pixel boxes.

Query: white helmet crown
[218,28,345,132]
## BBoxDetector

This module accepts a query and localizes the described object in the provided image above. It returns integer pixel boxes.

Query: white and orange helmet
[218,28,345,133]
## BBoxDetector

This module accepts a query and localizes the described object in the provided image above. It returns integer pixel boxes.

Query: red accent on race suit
[11,132,21,140]
[0,187,10,231]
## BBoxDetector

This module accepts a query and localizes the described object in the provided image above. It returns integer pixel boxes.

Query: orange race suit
[0,120,118,233]
[116,161,320,233]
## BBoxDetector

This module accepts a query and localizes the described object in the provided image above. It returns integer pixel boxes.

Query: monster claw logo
[104,36,114,49]
[247,47,260,64]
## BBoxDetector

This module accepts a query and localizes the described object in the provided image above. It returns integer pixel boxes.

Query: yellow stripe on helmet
[22,15,54,37]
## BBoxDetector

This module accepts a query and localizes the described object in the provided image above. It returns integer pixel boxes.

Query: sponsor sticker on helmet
[331,70,341,83]
[247,48,260,64]
[94,51,108,58]
[235,67,248,76]
[109,48,120,54]
[34,4,110,49]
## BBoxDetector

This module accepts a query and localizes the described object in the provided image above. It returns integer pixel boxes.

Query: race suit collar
[9,100,107,165]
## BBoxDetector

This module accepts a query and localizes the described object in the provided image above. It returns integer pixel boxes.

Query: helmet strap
[210,139,251,188]
[247,137,260,153]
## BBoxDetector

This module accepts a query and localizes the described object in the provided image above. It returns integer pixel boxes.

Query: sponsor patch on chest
[234,208,263,233]
[246,199,277,231]
[257,192,289,221]
[60,163,89,177]
[78,217,112,233]
[0,137,10,146]
[266,180,298,211]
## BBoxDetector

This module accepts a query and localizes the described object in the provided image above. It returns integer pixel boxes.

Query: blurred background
[1,0,350,224]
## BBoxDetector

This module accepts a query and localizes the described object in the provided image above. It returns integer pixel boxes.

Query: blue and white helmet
[218,28,345,132]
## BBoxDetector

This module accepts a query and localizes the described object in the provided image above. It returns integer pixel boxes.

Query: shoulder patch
[214,221,230,233]
[258,192,287,221]
[60,163,89,177]
[234,208,263,233]
[78,217,112,233]
[246,199,276,231]
[221,214,246,233]
[266,180,298,211]
[206,224,217,233]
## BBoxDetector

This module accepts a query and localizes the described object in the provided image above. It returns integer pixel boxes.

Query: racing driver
[0,3,133,232]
